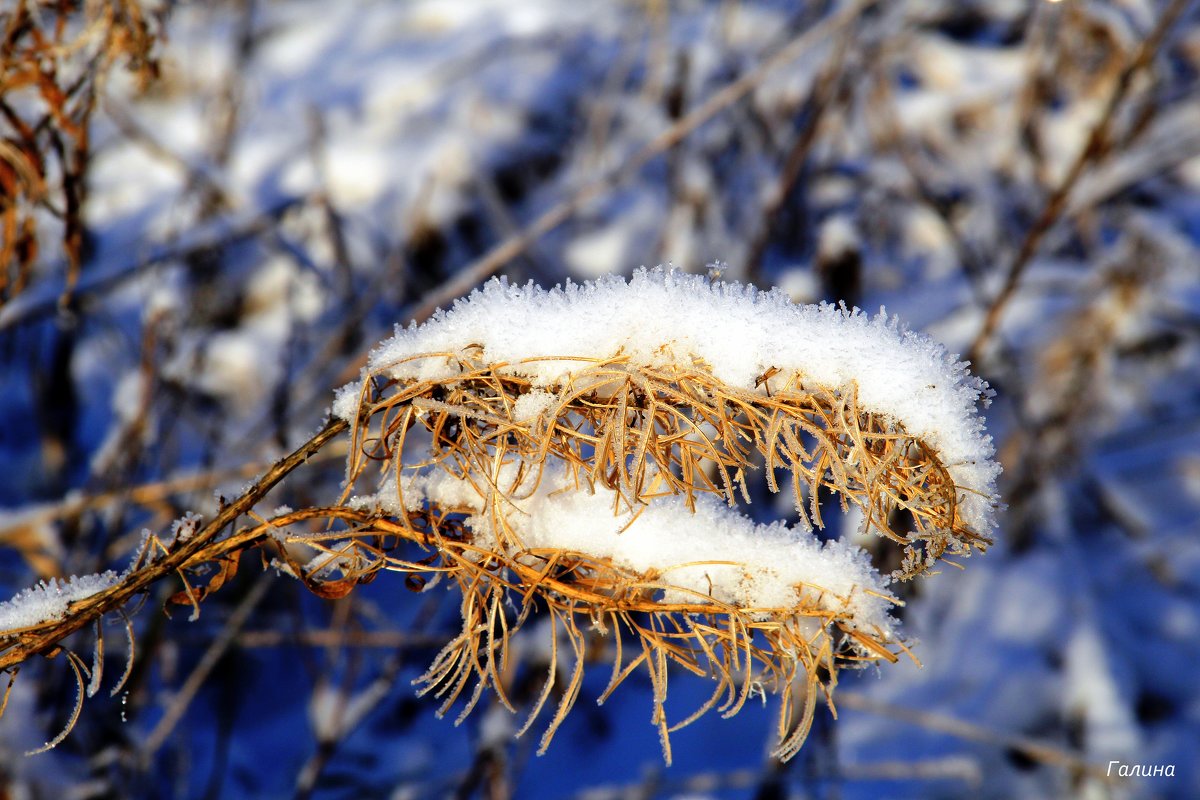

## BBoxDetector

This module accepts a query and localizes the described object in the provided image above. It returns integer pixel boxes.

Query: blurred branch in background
[1,0,160,308]
[967,0,1192,365]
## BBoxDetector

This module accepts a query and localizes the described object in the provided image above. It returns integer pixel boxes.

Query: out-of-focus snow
[1065,623,1141,762]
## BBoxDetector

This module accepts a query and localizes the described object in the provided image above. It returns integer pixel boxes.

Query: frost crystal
[0,572,120,632]
[170,511,203,543]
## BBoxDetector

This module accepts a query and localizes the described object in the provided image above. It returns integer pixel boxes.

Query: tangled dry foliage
[313,349,990,762]
[0,0,159,306]
[0,342,993,761]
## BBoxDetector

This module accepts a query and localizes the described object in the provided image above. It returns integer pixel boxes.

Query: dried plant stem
[0,0,159,308]
[0,417,348,672]
[352,355,987,576]
[141,572,274,758]
[314,346,994,758]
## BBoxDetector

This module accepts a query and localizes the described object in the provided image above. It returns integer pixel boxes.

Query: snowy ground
[2,0,1199,798]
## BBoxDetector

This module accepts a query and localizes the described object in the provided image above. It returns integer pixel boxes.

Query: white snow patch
[340,267,999,536]
[817,215,858,259]
[511,389,557,423]
[0,572,120,632]
[563,224,632,278]
[378,466,898,637]
[775,267,820,304]
[1064,623,1140,760]
[325,145,393,209]
[479,703,515,748]
[308,682,345,743]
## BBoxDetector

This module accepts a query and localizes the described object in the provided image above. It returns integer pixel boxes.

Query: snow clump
[0,572,120,632]
[336,266,1000,536]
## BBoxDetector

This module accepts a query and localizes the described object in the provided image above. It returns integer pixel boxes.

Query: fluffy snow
[510,388,557,423]
[337,267,1000,536]
[0,572,120,633]
[363,466,898,638]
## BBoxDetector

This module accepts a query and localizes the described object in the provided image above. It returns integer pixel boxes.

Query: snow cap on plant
[331,266,1000,761]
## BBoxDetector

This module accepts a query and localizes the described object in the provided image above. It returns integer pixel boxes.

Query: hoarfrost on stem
[0,572,120,632]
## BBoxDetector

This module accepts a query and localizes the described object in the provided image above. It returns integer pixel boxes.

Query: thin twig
[742,0,871,284]
[836,690,1118,784]
[235,628,442,649]
[0,416,348,671]
[0,197,304,332]
[141,572,273,757]
[3,464,254,542]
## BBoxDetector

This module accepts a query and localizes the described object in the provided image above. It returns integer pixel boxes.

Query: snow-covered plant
[0,268,999,761]
[305,267,1001,761]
